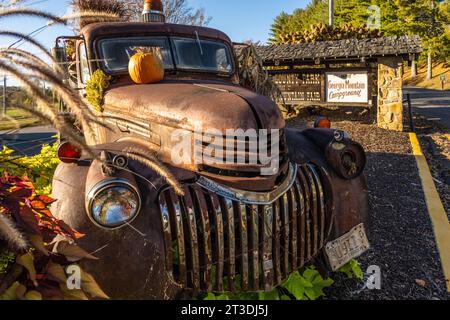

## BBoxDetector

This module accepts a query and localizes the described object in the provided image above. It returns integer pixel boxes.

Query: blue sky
[0,0,309,50]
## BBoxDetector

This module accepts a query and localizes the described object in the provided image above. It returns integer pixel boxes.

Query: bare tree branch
[122,0,211,26]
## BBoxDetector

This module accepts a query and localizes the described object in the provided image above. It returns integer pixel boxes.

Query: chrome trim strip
[196,163,297,205]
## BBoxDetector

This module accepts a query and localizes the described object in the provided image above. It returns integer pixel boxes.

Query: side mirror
[51,46,69,80]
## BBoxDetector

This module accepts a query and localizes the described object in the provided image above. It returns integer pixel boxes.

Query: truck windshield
[98,36,233,75]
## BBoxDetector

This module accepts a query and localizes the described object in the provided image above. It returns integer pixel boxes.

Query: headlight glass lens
[90,184,140,228]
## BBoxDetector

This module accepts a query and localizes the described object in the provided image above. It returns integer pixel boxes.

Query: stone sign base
[377,57,404,131]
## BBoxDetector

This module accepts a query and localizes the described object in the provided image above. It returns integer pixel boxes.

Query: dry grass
[70,0,128,28]
[0,108,41,131]
[404,62,450,91]
[234,44,287,114]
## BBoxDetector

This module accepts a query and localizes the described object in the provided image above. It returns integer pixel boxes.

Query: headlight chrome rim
[86,178,141,230]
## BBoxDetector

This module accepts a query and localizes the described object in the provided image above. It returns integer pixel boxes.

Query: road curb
[409,132,450,292]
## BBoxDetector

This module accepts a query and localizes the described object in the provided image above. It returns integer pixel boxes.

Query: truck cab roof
[81,22,233,47]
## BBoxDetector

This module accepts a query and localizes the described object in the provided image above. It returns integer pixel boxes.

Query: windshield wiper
[195,30,204,56]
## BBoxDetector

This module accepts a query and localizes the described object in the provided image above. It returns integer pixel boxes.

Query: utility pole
[329,0,334,28]
[1,75,6,118]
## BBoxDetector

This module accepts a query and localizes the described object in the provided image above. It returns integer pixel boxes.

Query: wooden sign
[273,73,322,103]
[326,71,369,103]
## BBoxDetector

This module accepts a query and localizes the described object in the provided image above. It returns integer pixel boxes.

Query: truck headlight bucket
[86,178,141,229]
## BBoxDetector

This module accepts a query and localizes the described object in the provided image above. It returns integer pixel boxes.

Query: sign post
[440,74,446,91]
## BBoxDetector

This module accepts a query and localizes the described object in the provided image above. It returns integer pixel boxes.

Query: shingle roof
[255,35,422,63]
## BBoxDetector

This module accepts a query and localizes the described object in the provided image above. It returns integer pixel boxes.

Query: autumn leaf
[36,195,57,205]
[24,290,42,300]
[15,206,41,235]
[15,284,27,299]
[34,281,64,300]
[9,187,33,199]
[0,282,20,300]
[28,234,50,256]
[80,269,109,299]
[53,240,98,262]
[60,286,89,300]
[46,262,68,284]
[16,252,38,286]
[30,199,47,210]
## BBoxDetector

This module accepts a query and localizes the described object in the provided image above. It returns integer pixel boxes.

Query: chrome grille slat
[287,188,298,271]
[158,194,173,276]
[308,164,326,248]
[238,203,249,291]
[280,194,290,277]
[181,187,200,290]
[297,167,311,261]
[248,204,259,291]
[293,180,306,267]
[222,198,236,292]
[169,191,187,285]
[209,194,225,292]
[261,204,274,291]
[272,200,282,285]
[158,163,331,293]
[302,165,319,256]
[191,186,213,292]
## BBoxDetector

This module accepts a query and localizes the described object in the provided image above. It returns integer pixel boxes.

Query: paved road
[0,125,57,156]
[403,87,450,129]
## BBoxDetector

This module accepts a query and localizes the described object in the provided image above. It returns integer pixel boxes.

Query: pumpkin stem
[132,46,163,59]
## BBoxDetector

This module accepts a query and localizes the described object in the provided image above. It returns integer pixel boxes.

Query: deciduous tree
[122,0,211,26]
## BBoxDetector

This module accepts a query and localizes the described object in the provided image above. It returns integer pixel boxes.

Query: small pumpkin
[128,47,164,84]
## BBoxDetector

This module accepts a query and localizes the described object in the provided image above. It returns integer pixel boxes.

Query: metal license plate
[325,223,370,271]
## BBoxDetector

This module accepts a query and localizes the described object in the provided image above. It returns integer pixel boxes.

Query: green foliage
[281,267,334,300]
[270,0,450,63]
[0,144,59,195]
[0,249,15,274]
[338,259,364,280]
[202,265,334,301]
[86,69,111,112]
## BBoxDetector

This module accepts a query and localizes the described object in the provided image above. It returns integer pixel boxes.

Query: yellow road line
[409,133,450,292]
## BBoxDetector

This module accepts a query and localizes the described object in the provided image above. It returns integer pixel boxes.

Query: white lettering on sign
[326,72,369,103]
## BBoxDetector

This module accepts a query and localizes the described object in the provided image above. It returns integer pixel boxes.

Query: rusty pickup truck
[51,5,370,300]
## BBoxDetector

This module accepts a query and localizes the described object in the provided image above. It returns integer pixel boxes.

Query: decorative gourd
[128,47,164,84]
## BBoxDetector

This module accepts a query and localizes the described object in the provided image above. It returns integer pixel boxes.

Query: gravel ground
[413,114,450,221]
[286,116,450,300]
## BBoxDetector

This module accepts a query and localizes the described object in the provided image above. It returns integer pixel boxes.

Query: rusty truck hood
[103,79,285,131]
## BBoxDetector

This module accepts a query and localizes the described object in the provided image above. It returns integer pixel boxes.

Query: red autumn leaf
[0,182,11,189]
[30,199,46,210]
[57,220,85,239]
[37,208,54,218]
[15,206,41,235]
[37,195,57,205]
[9,187,33,200]
[6,176,26,183]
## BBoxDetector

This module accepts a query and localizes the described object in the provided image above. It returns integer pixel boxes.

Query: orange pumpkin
[128,50,164,84]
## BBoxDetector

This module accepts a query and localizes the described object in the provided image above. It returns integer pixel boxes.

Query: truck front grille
[157,163,332,293]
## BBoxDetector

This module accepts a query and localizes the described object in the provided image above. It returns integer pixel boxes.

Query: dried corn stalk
[234,44,289,116]
[70,0,128,30]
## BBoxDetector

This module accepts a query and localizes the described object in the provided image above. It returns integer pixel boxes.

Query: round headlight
[86,178,141,229]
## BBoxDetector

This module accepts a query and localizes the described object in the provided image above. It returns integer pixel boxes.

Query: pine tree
[269,12,295,44]
[268,0,450,72]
